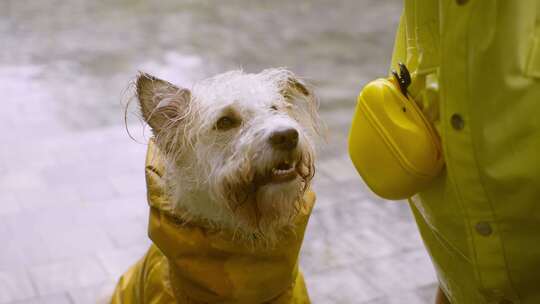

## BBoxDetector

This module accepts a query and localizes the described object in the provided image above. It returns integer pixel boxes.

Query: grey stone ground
[0,1,438,303]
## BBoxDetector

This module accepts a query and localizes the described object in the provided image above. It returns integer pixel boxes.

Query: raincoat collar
[144,140,315,303]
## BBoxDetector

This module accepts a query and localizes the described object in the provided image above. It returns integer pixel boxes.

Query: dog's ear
[281,75,322,136]
[136,72,191,134]
[281,76,312,100]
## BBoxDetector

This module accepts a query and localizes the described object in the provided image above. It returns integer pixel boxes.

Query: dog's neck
[163,167,238,228]
[147,173,315,303]
[148,201,313,303]
[145,140,315,303]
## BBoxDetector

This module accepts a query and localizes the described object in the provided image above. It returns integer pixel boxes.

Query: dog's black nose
[269,128,299,151]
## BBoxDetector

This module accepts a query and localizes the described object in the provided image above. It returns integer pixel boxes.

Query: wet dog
[137,68,320,241]
[110,68,321,303]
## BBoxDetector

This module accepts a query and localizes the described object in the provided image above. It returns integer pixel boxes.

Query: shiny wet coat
[392,1,540,303]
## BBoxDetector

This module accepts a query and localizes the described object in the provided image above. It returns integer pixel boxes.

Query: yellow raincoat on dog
[111,141,313,304]
[387,1,540,303]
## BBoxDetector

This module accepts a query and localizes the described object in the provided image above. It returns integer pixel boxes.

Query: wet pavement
[0,1,438,303]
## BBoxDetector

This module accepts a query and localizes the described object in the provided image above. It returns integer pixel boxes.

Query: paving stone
[0,238,33,269]
[68,282,116,304]
[345,227,398,260]
[311,171,334,190]
[1,216,51,267]
[93,195,149,224]
[364,291,429,304]
[75,179,119,203]
[0,193,21,217]
[306,266,383,304]
[320,108,357,131]
[0,170,44,195]
[318,132,349,159]
[17,185,82,212]
[6,202,79,234]
[313,181,385,214]
[0,269,36,304]
[29,256,108,296]
[354,249,437,296]
[301,235,346,275]
[416,283,439,304]
[97,245,149,280]
[108,173,147,197]
[318,154,362,183]
[39,226,115,262]
[106,217,150,249]
[10,293,71,304]
[39,161,99,186]
[376,217,425,251]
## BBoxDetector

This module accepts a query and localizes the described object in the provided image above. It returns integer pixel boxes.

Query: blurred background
[0,1,439,303]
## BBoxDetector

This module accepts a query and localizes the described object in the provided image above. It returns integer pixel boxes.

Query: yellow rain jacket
[390,1,540,303]
[111,141,313,304]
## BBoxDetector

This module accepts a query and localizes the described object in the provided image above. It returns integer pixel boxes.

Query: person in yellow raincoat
[110,141,313,303]
[379,1,540,303]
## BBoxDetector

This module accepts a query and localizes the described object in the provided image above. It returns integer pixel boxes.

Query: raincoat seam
[459,2,497,295]
[463,1,522,301]
[438,4,478,302]
[420,207,473,263]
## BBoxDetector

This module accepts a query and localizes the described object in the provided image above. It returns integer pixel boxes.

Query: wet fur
[135,68,321,245]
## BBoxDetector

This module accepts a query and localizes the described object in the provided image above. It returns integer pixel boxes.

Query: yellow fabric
[111,141,313,304]
[391,1,540,303]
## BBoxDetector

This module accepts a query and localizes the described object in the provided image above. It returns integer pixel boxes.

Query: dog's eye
[270,105,278,111]
[215,116,240,131]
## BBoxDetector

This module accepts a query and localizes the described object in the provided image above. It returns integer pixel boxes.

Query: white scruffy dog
[137,68,321,242]
[104,68,321,303]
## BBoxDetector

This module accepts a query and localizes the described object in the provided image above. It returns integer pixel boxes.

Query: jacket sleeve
[390,13,408,74]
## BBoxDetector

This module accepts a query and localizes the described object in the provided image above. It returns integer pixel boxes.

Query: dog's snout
[269,128,299,151]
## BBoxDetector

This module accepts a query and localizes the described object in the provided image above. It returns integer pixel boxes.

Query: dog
[110,68,321,304]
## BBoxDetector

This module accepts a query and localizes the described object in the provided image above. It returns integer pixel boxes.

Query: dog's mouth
[268,161,298,184]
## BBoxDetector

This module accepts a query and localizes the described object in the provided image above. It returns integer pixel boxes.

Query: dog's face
[136,69,320,239]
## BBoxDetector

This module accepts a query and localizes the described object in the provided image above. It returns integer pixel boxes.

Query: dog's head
[136,68,320,240]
